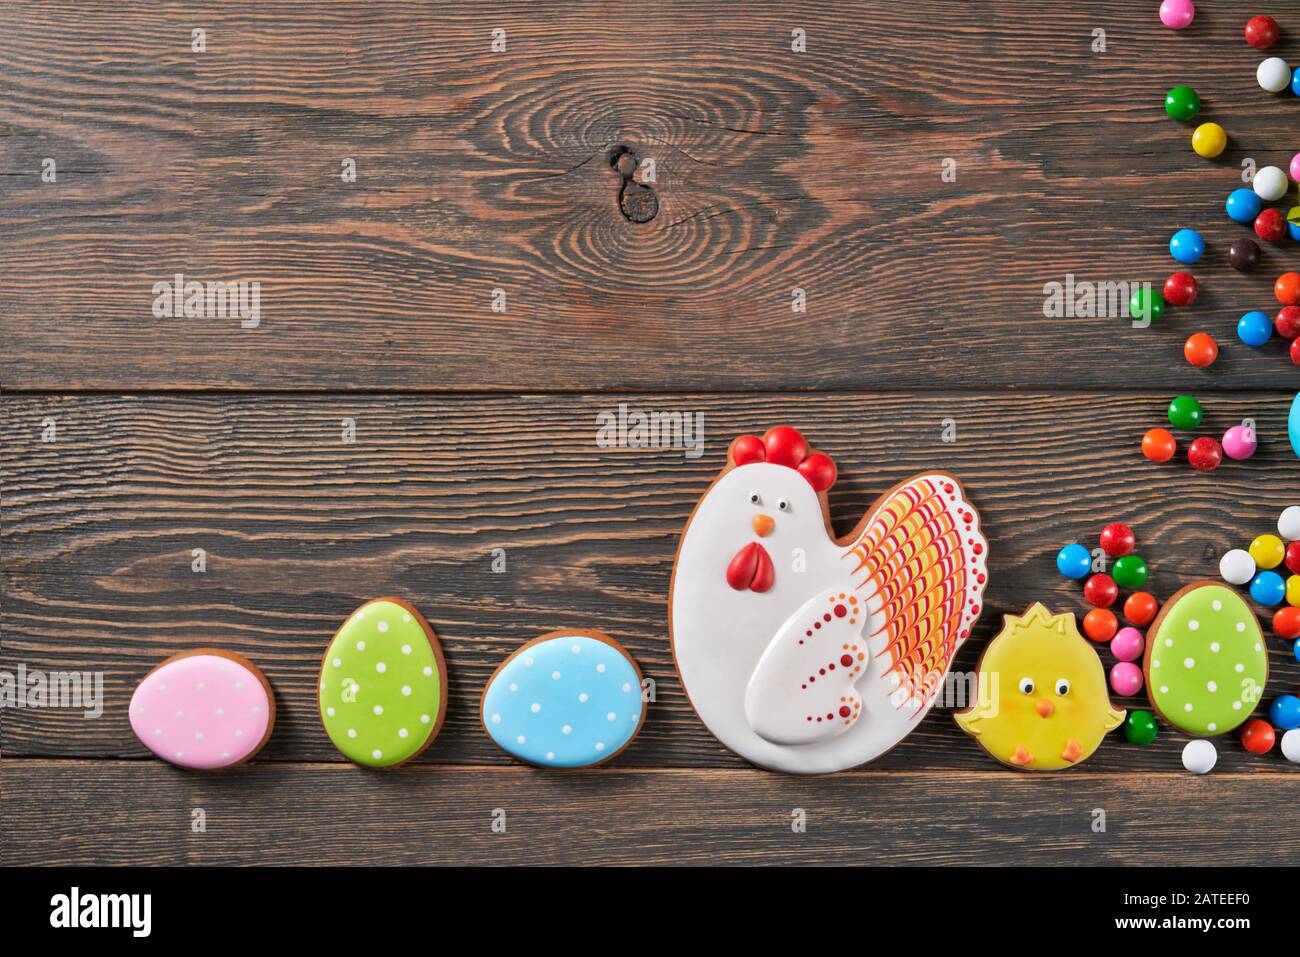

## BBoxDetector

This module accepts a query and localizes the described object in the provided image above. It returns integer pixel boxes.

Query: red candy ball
[1084,573,1119,609]
[1286,541,1300,576]
[1275,606,1300,641]
[1292,338,1300,366]
[763,426,807,467]
[1100,522,1135,558]
[1245,15,1280,50]
[1275,272,1300,306]
[1124,591,1159,627]
[1142,428,1177,463]
[1184,333,1219,368]
[1188,436,1223,471]
[1240,718,1276,755]
[1164,271,1199,307]
[1082,608,1118,643]
[1255,208,1288,243]
[1277,306,1300,340]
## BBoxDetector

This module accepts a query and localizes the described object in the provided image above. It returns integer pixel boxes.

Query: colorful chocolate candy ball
[1283,729,1300,763]
[1125,591,1159,626]
[1281,505,1300,541]
[1250,569,1286,606]
[1222,424,1258,460]
[1246,15,1280,50]
[1084,574,1119,609]
[1111,626,1145,662]
[1277,273,1300,305]
[1288,575,1300,607]
[1293,67,1300,97]
[1170,228,1205,263]
[1142,427,1177,463]
[1184,332,1218,367]
[1275,606,1300,640]
[1258,57,1292,93]
[1164,85,1201,121]
[1056,543,1092,580]
[1124,710,1158,745]
[1256,208,1288,242]
[1292,338,1300,365]
[1238,309,1273,345]
[1286,542,1300,576]
[1254,165,1290,201]
[1241,718,1276,754]
[1128,287,1165,323]
[1220,548,1257,585]
[1270,694,1300,731]
[1159,0,1194,29]
[1250,533,1286,569]
[1109,661,1143,697]
[1227,187,1263,223]
[1276,305,1300,339]
[1083,607,1118,643]
[1167,395,1203,430]
[1192,122,1227,158]
[1188,436,1223,471]
[1164,272,1199,307]
[1292,154,1300,183]
[1099,522,1135,558]
[1289,207,1300,241]
[1228,237,1260,273]
[1112,554,1149,589]
[1182,739,1217,774]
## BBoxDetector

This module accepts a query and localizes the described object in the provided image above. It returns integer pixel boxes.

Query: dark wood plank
[4,761,1297,865]
[4,393,1298,771]
[4,1,1300,390]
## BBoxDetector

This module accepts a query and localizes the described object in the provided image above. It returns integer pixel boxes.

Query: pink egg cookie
[129,650,275,770]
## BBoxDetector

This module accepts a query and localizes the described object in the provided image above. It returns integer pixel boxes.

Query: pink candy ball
[1222,424,1258,461]
[1159,0,1194,29]
[1110,627,1145,662]
[1109,661,1144,697]
[1291,153,1300,184]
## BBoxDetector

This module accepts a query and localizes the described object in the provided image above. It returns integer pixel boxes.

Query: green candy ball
[1128,288,1165,323]
[1165,85,1200,122]
[1112,553,1149,589]
[1167,394,1203,430]
[1124,710,1158,746]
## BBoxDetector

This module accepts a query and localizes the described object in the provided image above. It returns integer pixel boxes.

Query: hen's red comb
[731,427,836,492]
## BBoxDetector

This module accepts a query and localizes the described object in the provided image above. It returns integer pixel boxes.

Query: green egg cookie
[1144,582,1268,737]
[319,598,447,767]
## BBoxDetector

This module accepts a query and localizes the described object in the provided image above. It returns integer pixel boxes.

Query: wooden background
[3,1,1299,866]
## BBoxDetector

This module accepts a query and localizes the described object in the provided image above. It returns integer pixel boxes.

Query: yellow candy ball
[1288,575,1300,608]
[1250,533,1285,569]
[1192,122,1227,158]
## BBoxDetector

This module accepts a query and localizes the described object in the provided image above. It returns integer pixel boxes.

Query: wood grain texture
[4,0,1300,391]
[4,393,1298,774]
[4,761,1297,866]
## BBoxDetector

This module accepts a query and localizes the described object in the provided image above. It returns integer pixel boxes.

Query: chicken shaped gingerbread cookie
[670,426,988,773]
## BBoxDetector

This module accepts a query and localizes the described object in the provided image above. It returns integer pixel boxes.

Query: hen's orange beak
[752,514,774,537]
[1035,699,1055,718]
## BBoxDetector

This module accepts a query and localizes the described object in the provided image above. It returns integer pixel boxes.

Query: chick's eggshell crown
[730,426,837,492]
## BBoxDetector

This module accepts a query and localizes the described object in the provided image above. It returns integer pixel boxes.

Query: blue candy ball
[1294,638,1300,663]
[1056,543,1092,580]
[1292,67,1300,96]
[1270,694,1300,732]
[1289,219,1300,242]
[1169,228,1205,264]
[1250,570,1286,606]
[1238,310,1274,346]
[1227,188,1264,224]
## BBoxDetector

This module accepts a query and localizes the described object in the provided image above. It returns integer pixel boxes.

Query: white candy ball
[1182,738,1217,774]
[1253,166,1289,202]
[1282,729,1300,764]
[1279,505,1300,541]
[1219,548,1257,585]
[1257,57,1292,93]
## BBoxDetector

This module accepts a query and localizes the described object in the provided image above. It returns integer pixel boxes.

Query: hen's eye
[748,492,761,505]
[777,498,790,512]
[1055,678,1070,696]
[1018,677,1035,695]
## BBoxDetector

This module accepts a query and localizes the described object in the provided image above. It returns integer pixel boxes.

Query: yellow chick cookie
[956,604,1124,771]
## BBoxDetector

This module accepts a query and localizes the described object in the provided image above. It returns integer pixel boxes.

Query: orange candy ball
[1275,606,1300,641]
[1124,591,1159,627]
[1142,428,1177,463]
[1083,608,1119,643]
[1275,272,1300,306]
[1184,333,1219,367]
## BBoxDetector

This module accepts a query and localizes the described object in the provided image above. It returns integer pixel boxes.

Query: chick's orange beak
[752,514,775,537]
[1035,699,1055,718]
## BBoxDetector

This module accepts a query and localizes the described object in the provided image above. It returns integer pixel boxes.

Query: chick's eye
[1018,677,1035,695]
[777,498,790,512]
[1055,678,1070,696]
[748,492,761,505]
